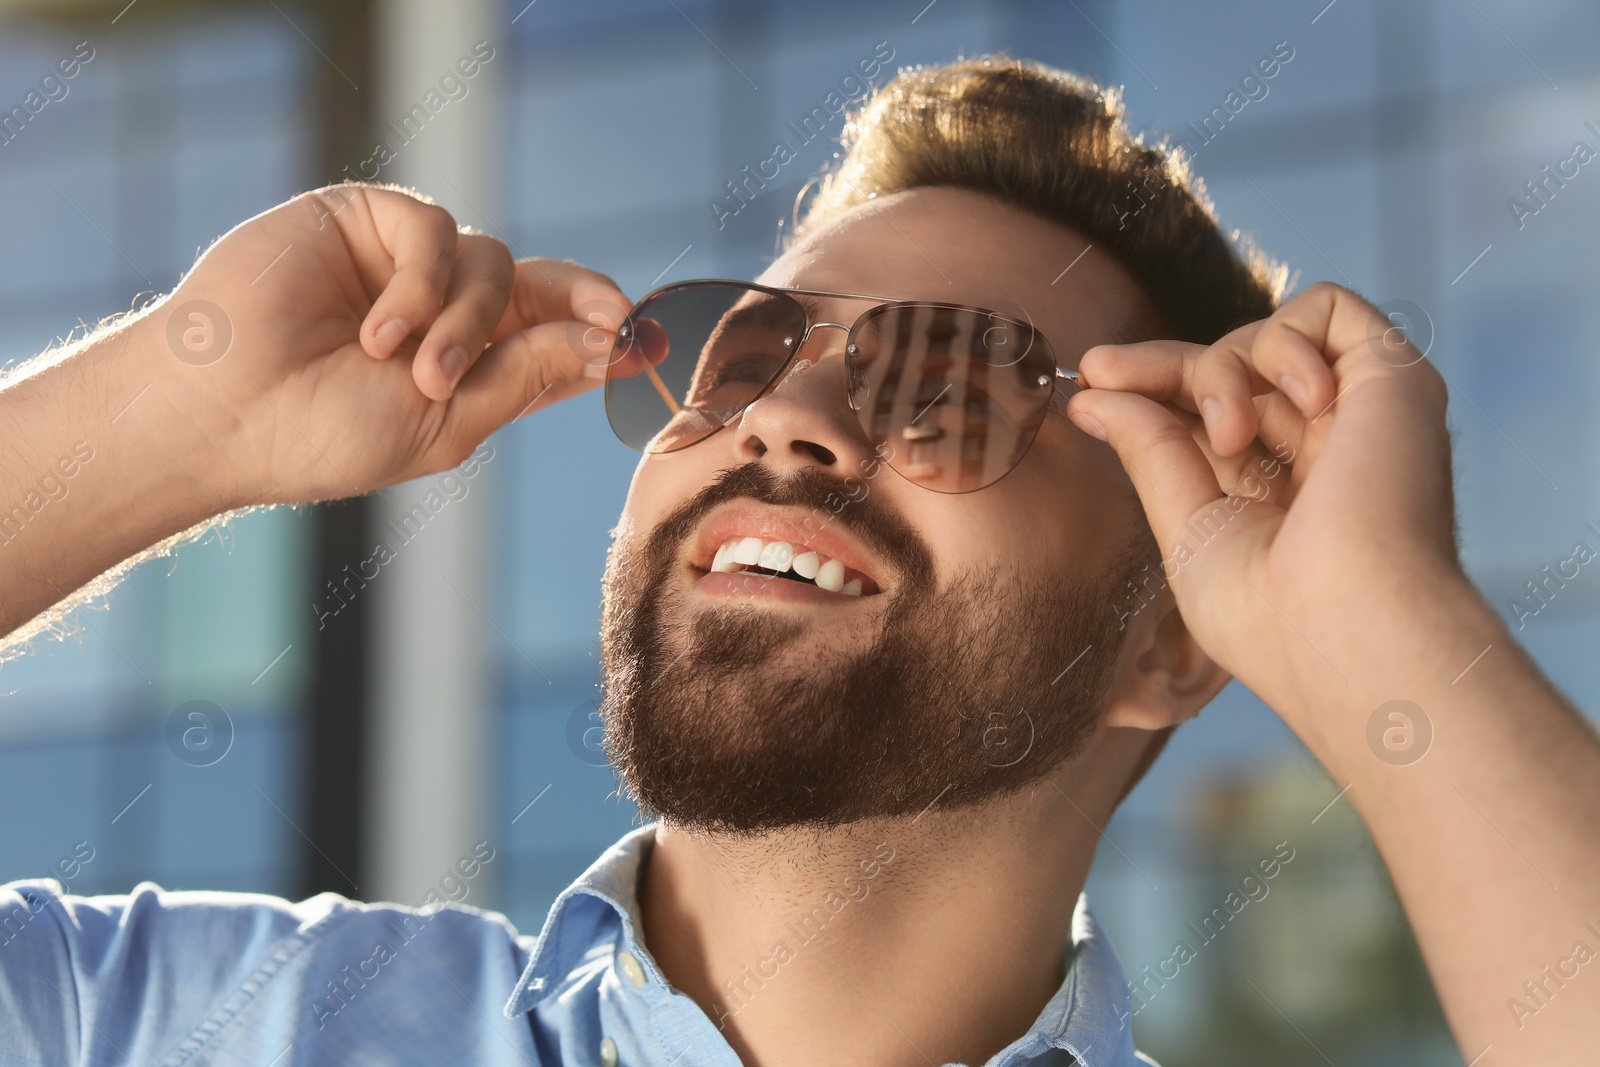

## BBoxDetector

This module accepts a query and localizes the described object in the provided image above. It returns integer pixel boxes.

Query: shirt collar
[990,901,1140,1066]
[503,822,659,1018]
[504,823,1139,1066]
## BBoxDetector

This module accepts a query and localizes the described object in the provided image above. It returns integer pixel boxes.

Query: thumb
[445,315,619,442]
[1067,388,1230,556]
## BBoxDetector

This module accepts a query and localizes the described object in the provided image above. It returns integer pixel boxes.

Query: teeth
[707,536,868,595]
[757,541,794,571]
[731,537,764,566]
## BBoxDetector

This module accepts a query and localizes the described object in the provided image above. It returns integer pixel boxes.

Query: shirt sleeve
[0,877,539,1066]
[0,877,349,1066]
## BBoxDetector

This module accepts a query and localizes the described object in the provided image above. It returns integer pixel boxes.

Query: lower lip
[692,569,868,604]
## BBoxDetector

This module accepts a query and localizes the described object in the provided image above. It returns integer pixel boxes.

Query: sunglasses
[603,279,1082,493]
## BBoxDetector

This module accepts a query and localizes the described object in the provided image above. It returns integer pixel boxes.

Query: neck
[637,766,1108,1067]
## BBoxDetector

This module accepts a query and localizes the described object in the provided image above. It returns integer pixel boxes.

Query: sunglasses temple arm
[642,361,682,415]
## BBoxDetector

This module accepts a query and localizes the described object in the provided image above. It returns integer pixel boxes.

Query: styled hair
[796,56,1287,800]
[794,55,1286,343]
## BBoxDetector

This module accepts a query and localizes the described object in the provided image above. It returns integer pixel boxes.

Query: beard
[598,462,1149,835]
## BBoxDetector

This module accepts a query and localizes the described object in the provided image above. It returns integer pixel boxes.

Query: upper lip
[690,503,887,594]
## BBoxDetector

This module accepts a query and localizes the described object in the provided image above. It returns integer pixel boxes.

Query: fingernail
[440,345,468,387]
[375,317,412,355]
[1201,396,1222,432]
[1070,408,1107,441]
[1279,373,1308,409]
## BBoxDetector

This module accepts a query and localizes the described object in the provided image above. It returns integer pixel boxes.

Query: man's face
[599,186,1156,834]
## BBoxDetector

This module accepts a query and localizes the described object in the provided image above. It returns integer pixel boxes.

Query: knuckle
[481,238,516,285]
[377,182,438,207]
[422,201,457,232]
[1413,359,1449,404]
[484,235,514,267]
[1207,343,1249,379]
[460,234,512,274]
[1216,317,1261,348]
[422,243,456,288]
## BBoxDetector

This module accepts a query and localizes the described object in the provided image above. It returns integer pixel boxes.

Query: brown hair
[796,55,1282,801]
[794,55,1286,344]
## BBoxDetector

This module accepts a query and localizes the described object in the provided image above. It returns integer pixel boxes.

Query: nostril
[792,440,836,465]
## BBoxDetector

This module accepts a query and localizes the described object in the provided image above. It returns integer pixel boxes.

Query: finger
[1268,281,1419,383]
[617,316,670,374]
[1081,334,1275,458]
[1084,309,1338,453]
[445,317,623,443]
[1246,295,1341,416]
[1066,387,1229,554]
[494,258,632,379]
[1078,339,1203,405]
[1254,390,1309,471]
[411,234,514,401]
[1088,347,1312,470]
[1189,335,1268,457]
[1169,404,1295,509]
[356,190,461,359]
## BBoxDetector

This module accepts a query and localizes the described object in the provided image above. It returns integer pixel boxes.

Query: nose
[729,325,878,477]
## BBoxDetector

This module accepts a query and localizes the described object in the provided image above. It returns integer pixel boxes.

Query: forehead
[756,186,1148,358]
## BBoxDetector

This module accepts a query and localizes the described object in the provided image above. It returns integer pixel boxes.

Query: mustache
[641,462,935,589]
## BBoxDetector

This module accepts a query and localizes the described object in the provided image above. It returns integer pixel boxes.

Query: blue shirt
[0,824,1155,1066]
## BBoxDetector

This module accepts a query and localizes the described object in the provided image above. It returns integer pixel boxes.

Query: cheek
[619,450,721,549]
[940,417,1138,571]
[917,478,1067,581]
[622,459,669,545]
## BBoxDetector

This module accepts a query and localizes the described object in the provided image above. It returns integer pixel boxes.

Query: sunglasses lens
[848,305,1057,493]
[606,284,807,454]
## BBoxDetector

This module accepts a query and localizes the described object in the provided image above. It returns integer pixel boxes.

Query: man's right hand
[145,183,630,509]
[0,184,631,642]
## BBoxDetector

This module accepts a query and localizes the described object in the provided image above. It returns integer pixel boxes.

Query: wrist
[1275,560,1507,749]
[73,309,245,525]
[121,301,255,515]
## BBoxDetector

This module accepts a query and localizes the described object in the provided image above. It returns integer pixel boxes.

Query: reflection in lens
[606,284,807,454]
[848,305,1055,493]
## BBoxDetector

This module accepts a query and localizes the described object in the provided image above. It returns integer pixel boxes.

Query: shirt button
[599,1036,618,1067]
[617,949,646,988]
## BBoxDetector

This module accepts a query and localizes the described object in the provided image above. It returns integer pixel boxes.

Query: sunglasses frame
[607,278,1084,491]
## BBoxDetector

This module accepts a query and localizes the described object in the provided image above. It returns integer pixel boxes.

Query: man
[0,56,1596,1067]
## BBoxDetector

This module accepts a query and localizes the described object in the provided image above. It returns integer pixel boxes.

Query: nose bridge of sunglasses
[762,349,842,408]
[757,319,852,392]
[792,318,853,359]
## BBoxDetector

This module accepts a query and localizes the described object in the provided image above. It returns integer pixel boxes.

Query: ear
[1101,580,1231,730]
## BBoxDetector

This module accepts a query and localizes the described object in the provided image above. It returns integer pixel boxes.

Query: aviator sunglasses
[603,279,1082,494]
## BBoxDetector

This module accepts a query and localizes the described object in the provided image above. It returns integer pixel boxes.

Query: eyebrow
[715,294,804,335]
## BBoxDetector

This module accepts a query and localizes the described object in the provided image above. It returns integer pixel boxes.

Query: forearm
[1285,570,1600,1061]
[0,312,234,647]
